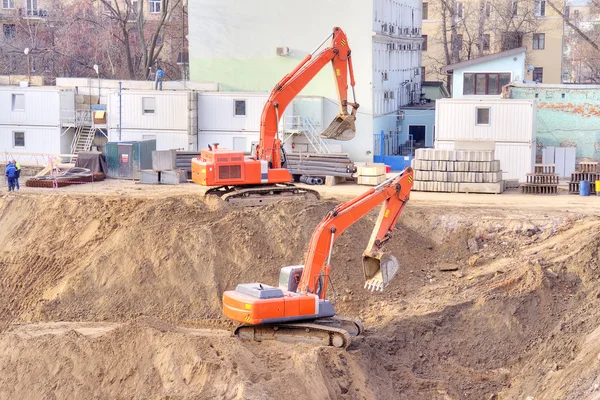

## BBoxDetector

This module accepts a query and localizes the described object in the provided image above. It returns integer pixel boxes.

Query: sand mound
[0,193,599,399]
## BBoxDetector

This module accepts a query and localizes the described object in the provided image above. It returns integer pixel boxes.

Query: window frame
[533,67,543,83]
[422,34,428,51]
[484,2,491,17]
[149,0,161,13]
[452,33,463,51]
[463,72,511,95]
[11,93,24,111]
[2,0,14,9]
[142,97,156,115]
[482,33,491,51]
[532,33,545,50]
[234,99,247,117]
[476,107,491,125]
[13,131,25,148]
[422,2,429,20]
[456,2,464,18]
[535,0,546,16]
[3,23,16,40]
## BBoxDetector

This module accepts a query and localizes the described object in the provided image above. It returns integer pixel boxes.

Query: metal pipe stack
[299,175,324,185]
[286,153,355,179]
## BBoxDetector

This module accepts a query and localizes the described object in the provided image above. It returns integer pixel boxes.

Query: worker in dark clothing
[12,160,21,191]
[5,161,17,192]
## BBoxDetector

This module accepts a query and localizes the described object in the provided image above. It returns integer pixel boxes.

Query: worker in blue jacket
[5,161,17,191]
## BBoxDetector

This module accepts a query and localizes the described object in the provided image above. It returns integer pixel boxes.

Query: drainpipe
[119,81,122,141]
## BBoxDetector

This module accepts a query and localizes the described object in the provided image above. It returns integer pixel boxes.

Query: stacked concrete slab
[411,149,504,194]
[522,164,559,195]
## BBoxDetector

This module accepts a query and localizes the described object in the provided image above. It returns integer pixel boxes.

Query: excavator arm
[298,167,414,298]
[257,27,359,169]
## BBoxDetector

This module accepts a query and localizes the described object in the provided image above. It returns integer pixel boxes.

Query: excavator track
[206,184,320,206]
[233,316,362,349]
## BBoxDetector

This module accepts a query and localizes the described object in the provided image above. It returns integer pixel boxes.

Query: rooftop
[442,47,527,72]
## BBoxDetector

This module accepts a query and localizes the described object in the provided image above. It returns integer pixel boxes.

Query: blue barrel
[580,180,591,196]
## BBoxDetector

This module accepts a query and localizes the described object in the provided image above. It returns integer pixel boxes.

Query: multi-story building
[188,0,423,162]
[563,0,600,83]
[422,0,565,89]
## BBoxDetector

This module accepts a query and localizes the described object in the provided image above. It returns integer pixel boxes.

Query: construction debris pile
[521,164,559,195]
[25,168,105,188]
[287,153,355,183]
[569,161,598,195]
[411,148,504,194]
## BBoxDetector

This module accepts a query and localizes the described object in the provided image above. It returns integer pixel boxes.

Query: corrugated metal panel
[198,130,260,153]
[198,93,269,132]
[0,89,63,126]
[436,140,534,182]
[435,99,536,143]
[108,129,190,151]
[0,126,61,155]
[107,91,191,131]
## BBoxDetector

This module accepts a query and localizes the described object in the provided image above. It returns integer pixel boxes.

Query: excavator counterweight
[223,167,414,348]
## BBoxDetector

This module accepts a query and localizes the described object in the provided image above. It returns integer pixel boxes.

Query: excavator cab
[319,113,356,141]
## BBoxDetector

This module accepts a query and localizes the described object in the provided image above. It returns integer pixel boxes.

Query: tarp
[75,152,108,174]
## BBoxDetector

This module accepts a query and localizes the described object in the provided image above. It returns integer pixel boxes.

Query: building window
[142,97,156,115]
[103,0,112,12]
[501,31,523,51]
[149,0,161,13]
[476,108,491,125]
[485,2,491,17]
[2,0,14,9]
[565,6,570,18]
[533,67,543,83]
[483,34,490,51]
[534,0,546,16]
[421,67,426,80]
[13,131,25,148]
[452,34,463,51]
[11,94,24,111]
[574,9,580,18]
[234,100,246,117]
[3,24,15,40]
[511,0,518,16]
[463,73,511,95]
[533,33,545,50]
[422,35,428,51]
[456,2,464,18]
[422,2,429,19]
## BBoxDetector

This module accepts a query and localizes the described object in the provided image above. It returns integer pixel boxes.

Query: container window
[142,97,156,115]
[13,131,25,147]
[476,108,490,125]
[463,73,475,95]
[11,94,24,111]
[234,100,246,117]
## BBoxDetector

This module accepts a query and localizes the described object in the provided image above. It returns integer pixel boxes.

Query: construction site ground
[2,179,600,399]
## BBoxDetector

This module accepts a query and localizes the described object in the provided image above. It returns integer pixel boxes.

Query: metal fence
[374,133,414,157]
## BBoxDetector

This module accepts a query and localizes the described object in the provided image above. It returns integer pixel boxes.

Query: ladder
[72,126,96,154]
[282,116,332,154]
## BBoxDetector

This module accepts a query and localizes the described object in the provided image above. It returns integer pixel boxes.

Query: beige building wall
[422,0,565,85]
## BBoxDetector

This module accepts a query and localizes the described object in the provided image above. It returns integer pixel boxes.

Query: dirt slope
[0,192,599,399]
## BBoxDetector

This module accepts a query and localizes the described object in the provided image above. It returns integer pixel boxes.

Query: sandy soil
[0,181,600,399]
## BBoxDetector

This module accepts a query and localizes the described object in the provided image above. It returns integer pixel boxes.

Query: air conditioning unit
[383,72,389,81]
[404,28,409,34]
[390,25,396,34]
[276,47,290,56]
[397,110,405,120]
[384,91,389,100]
[382,23,388,32]
[415,68,420,76]
[389,91,395,99]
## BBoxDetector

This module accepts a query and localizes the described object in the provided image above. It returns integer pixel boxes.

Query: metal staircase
[282,116,332,154]
[69,111,96,155]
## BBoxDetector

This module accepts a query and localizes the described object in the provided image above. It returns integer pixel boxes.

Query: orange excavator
[192,27,359,205]
[223,167,414,348]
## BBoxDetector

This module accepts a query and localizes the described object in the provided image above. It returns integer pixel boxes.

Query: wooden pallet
[570,172,598,183]
[534,164,556,174]
[569,181,597,195]
[526,174,559,184]
[521,184,558,195]
[579,162,598,173]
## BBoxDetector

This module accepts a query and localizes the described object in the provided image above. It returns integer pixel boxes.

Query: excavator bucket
[362,253,399,292]
[318,114,356,141]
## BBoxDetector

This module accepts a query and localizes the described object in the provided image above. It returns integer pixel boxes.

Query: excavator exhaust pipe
[362,253,399,292]
[318,114,356,141]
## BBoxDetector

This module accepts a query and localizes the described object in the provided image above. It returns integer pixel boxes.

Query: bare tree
[562,1,600,82]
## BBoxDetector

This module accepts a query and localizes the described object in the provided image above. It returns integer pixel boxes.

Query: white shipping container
[107,90,194,131]
[0,87,74,127]
[198,92,271,132]
[109,129,190,151]
[436,140,534,182]
[435,99,536,143]
[198,131,259,153]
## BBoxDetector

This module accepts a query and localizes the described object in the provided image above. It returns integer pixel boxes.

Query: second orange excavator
[223,167,414,348]
[192,27,359,205]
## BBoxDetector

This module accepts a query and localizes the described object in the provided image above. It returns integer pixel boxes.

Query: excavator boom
[222,167,414,348]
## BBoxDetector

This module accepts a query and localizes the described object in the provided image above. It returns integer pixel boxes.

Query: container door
[118,144,133,178]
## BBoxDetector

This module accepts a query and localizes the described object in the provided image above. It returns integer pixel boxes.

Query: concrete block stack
[411,148,504,194]
[356,163,387,186]
[569,162,599,195]
[521,164,559,195]
[140,150,189,185]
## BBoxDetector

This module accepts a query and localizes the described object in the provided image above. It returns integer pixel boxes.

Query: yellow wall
[422,0,565,84]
